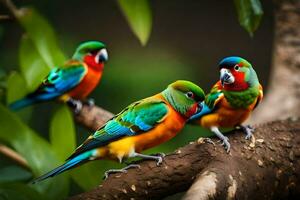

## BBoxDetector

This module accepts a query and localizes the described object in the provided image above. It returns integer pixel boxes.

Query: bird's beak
[196,101,203,114]
[220,68,234,87]
[98,48,108,62]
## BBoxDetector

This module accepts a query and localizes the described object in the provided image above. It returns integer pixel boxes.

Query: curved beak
[196,101,203,114]
[98,48,108,62]
[187,101,206,122]
[220,68,234,87]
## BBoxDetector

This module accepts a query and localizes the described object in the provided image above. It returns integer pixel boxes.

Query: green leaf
[0,183,47,200]
[118,0,152,45]
[234,0,263,36]
[16,8,65,67]
[70,162,103,190]
[50,105,76,160]
[6,72,27,104]
[0,105,69,199]
[19,35,50,91]
[0,166,32,183]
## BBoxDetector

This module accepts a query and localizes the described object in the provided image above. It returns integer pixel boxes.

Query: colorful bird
[9,41,108,112]
[189,56,263,152]
[33,80,205,182]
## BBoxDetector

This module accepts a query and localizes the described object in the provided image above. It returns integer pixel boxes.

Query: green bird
[33,80,205,182]
[9,41,108,113]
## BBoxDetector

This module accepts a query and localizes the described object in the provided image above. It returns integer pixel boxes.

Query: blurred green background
[0,0,273,199]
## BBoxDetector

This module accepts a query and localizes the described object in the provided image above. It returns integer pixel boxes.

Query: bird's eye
[185,91,194,99]
[234,65,240,71]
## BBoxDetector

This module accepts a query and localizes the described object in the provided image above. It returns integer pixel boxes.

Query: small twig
[0,144,29,169]
[0,14,11,21]
[0,0,19,17]
[74,104,114,131]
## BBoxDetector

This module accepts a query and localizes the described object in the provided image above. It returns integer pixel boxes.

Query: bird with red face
[189,56,263,152]
[9,41,108,112]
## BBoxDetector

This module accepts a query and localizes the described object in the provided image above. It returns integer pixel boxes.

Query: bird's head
[162,80,205,118]
[218,56,259,91]
[72,41,108,71]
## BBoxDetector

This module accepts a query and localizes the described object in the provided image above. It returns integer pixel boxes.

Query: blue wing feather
[9,63,87,110]
[188,102,212,121]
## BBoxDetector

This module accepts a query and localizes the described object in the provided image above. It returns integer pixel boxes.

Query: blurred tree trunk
[251,0,300,123]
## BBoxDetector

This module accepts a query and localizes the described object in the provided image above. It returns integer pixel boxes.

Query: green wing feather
[67,98,168,160]
[205,82,224,110]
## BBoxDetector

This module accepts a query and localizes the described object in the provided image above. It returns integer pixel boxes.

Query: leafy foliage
[50,105,76,160]
[234,0,263,36]
[19,35,51,91]
[0,183,47,200]
[16,8,66,67]
[118,0,152,45]
[6,71,27,104]
[0,166,32,183]
[0,105,69,199]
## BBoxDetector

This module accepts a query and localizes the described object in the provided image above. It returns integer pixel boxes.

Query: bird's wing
[254,84,263,109]
[188,81,223,121]
[205,81,224,110]
[28,62,87,100]
[67,99,169,160]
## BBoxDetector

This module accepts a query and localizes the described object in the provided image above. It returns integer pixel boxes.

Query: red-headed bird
[9,41,108,112]
[33,80,205,182]
[189,57,263,152]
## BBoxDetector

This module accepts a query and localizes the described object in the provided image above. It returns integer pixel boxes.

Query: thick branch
[70,118,300,200]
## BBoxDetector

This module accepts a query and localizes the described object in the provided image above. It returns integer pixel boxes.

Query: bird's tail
[32,150,96,183]
[9,97,36,111]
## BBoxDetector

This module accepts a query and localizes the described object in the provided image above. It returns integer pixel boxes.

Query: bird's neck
[223,86,260,109]
[162,88,189,118]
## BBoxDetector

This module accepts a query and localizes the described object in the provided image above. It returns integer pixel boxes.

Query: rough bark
[251,0,300,123]
[70,118,300,200]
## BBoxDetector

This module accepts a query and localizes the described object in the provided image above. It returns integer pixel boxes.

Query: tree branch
[70,118,300,200]
[73,104,114,131]
[0,144,29,169]
[0,14,12,21]
[0,0,20,17]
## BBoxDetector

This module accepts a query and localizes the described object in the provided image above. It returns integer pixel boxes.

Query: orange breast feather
[201,96,259,128]
[102,96,186,161]
[67,67,103,99]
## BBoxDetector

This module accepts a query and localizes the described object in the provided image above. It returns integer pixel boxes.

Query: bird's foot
[239,125,255,140]
[220,136,230,152]
[133,153,164,166]
[66,98,83,114]
[103,164,140,180]
[153,152,166,158]
[210,127,230,153]
[204,138,215,145]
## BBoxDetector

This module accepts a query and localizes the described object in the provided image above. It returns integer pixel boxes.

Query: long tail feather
[32,150,95,183]
[9,98,36,111]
